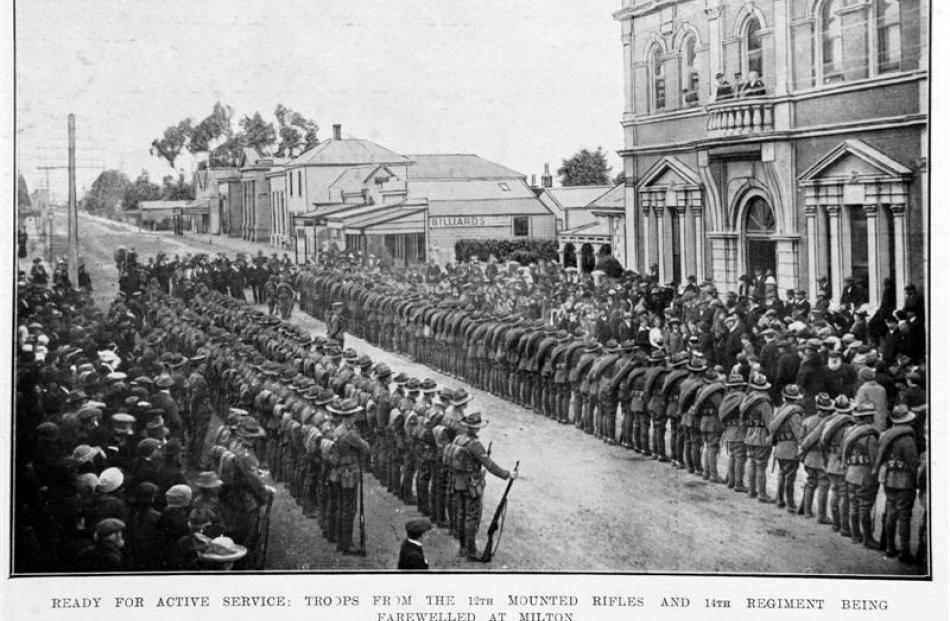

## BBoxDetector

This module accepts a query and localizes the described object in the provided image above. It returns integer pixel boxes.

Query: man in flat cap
[398,518,433,570]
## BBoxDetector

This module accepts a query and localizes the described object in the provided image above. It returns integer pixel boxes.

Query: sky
[14,0,624,201]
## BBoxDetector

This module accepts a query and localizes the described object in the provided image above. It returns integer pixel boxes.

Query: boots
[784,473,797,513]
[861,514,878,549]
[733,453,748,493]
[800,487,815,518]
[775,471,787,509]
[706,447,723,483]
[839,500,852,538]
[756,463,773,503]
[815,483,831,524]
[747,461,758,499]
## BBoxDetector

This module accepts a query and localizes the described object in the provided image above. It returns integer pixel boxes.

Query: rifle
[358,458,367,556]
[480,460,519,563]
[258,489,274,569]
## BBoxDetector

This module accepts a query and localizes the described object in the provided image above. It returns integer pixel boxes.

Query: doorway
[743,196,776,277]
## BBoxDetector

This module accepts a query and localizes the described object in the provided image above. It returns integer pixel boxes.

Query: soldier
[225,417,274,568]
[590,339,621,440]
[328,301,347,344]
[387,373,409,495]
[369,364,393,482]
[661,352,690,468]
[798,392,835,520]
[570,340,600,430]
[821,396,856,537]
[642,348,669,460]
[264,275,278,315]
[842,401,880,547]
[329,398,371,555]
[740,373,774,502]
[415,378,439,516]
[677,354,708,475]
[692,367,726,482]
[873,405,919,562]
[276,276,296,321]
[720,373,748,491]
[398,378,422,504]
[447,411,517,561]
[186,354,212,467]
[768,384,805,511]
[428,387,454,526]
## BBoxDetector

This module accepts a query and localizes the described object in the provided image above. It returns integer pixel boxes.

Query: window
[650,45,666,110]
[288,172,293,197]
[681,34,700,106]
[513,216,529,237]
[498,182,510,191]
[745,18,764,79]
[821,0,844,83]
[877,0,901,72]
[298,171,303,197]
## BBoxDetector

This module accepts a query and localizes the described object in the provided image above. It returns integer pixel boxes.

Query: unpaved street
[25,211,923,575]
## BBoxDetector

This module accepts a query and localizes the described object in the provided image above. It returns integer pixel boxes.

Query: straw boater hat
[200,536,248,564]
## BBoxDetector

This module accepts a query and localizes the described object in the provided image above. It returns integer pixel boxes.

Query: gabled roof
[289,138,411,167]
[637,155,702,189]
[560,219,610,237]
[587,183,625,212]
[406,154,525,180]
[798,139,913,183]
[542,185,613,210]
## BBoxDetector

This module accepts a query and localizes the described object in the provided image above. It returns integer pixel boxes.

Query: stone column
[641,192,653,273]
[773,0,790,95]
[891,204,908,296]
[705,3,724,93]
[805,205,819,302]
[654,204,666,283]
[692,204,705,280]
[864,204,880,306]
[622,26,634,115]
[676,205,689,284]
[827,204,843,304]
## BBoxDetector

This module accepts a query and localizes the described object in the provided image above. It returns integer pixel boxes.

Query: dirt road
[36,212,924,575]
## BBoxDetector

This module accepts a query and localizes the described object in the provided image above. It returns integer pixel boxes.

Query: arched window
[649,44,666,111]
[821,0,844,83]
[877,0,901,72]
[744,17,764,78]
[745,197,775,234]
[681,34,699,106]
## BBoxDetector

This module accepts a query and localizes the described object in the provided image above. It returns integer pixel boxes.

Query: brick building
[614,0,928,304]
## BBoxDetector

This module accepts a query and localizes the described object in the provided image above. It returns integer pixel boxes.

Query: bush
[454,238,558,264]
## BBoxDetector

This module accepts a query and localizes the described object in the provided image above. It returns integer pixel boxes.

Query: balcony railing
[706,97,774,136]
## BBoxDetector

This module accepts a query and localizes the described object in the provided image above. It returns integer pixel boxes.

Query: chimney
[332,124,342,140]
[541,162,553,188]
[530,174,537,188]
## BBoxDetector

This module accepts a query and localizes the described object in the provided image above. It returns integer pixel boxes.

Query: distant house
[407,154,556,265]
[138,200,189,230]
[190,165,237,235]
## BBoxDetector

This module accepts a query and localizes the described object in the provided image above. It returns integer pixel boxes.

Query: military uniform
[798,393,834,520]
[329,400,371,555]
[874,407,919,561]
[821,399,855,537]
[842,403,880,547]
[740,374,774,502]
[768,387,805,511]
[719,375,748,491]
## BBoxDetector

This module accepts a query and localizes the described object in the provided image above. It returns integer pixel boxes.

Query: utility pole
[67,114,79,289]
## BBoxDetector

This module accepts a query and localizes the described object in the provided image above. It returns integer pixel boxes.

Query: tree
[150,119,193,169]
[161,172,194,201]
[122,170,162,211]
[557,147,612,186]
[17,173,32,209]
[84,170,131,216]
[189,102,234,155]
[240,112,277,157]
[274,104,319,157]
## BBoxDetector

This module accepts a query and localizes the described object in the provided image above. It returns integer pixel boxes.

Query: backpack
[447,435,476,473]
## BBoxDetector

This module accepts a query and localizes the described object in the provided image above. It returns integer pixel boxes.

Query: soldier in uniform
[447,411,517,561]
[186,354,212,467]
[398,379,422,504]
[661,352,690,467]
[225,417,274,568]
[414,379,439,516]
[264,275,278,315]
[842,401,880,547]
[329,398,371,555]
[328,301,347,344]
[768,384,805,511]
[570,340,599,430]
[740,373,774,502]
[386,373,409,495]
[873,405,919,562]
[642,348,669,460]
[692,367,726,482]
[428,387,454,526]
[590,340,621,440]
[276,276,295,321]
[677,354,708,475]
[798,392,835,520]
[821,396,855,537]
[720,373,748,491]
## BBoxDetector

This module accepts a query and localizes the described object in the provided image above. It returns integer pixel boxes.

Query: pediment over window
[637,156,702,189]
[799,139,912,185]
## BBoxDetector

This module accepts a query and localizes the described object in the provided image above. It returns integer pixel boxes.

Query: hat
[328,398,362,416]
[858,366,875,382]
[66,389,87,404]
[71,444,99,464]
[331,301,344,309]
[308,388,335,405]
[687,354,708,373]
[405,378,421,392]
[228,407,249,417]
[602,339,620,353]
[748,373,771,391]
[194,471,224,489]
[703,368,719,382]
[782,384,803,401]
[725,373,746,387]
[155,374,174,389]
[106,371,128,383]
[189,354,207,364]
[200,536,248,563]
[36,421,60,440]
[393,372,409,385]
[420,378,438,393]
[372,363,392,379]
[833,395,855,413]
[853,401,876,418]
[136,437,162,458]
[890,404,916,425]
[405,518,433,539]
[451,388,473,406]
[97,467,124,493]
[235,418,267,438]
[77,406,102,422]
[356,354,373,368]
[94,518,126,539]
[165,484,193,508]
[816,392,835,411]
[460,411,488,428]
[670,351,689,368]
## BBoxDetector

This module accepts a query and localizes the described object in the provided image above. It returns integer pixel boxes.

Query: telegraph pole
[67,114,79,289]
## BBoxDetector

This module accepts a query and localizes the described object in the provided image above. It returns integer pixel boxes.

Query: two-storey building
[615,0,927,305]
